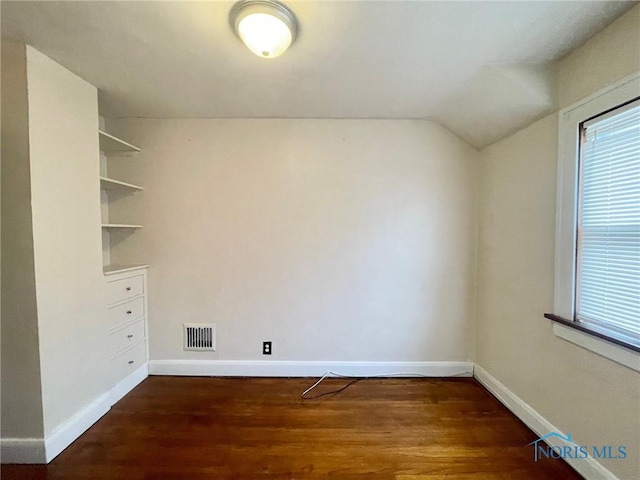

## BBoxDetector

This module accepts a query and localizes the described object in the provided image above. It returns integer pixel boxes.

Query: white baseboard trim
[43,392,110,463]
[109,363,149,406]
[148,360,474,378]
[0,438,46,464]
[474,365,619,480]
[3,364,151,464]
[1,361,466,464]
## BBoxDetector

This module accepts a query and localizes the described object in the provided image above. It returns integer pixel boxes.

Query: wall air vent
[183,324,216,351]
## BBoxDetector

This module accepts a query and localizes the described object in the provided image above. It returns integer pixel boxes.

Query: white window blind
[577,99,640,346]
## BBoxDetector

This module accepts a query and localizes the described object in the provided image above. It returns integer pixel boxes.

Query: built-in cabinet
[105,267,149,405]
[98,127,149,402]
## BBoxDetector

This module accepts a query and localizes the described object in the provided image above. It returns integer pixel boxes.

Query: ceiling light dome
[230,0,299,59]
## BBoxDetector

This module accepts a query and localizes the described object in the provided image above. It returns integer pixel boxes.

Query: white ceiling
[1,1,635,148]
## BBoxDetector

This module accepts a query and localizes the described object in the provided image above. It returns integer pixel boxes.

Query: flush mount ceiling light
[229,0,299,59]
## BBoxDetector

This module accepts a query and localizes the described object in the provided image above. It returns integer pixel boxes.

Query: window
[549,73,640,370]
[576,100,640,346]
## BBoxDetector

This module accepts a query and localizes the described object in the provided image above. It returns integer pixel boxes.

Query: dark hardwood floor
[1,377,581,479]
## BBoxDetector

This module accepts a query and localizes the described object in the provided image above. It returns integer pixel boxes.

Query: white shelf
[99,129,143,268]
[99,130,140,154]
[103,264,149,276]
[102,223,143,229]
[100,176,143,192]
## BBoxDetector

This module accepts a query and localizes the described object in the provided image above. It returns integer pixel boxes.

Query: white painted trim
[109,363,149,406]
[474,365,620,480]
[554,72,640,319]
[149,360,474,378]
[553,324,640,372]
[2,364,150,464]
[43,392,110,462]
[0,438,46,464]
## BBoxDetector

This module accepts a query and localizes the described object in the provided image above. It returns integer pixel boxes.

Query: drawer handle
[126,310,132,315]
[128,360,134,364]
[127,334,134,339]
[126,287,132,291]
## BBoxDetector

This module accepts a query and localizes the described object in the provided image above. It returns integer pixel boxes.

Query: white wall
[476,6,640,479]
[106,119,479,363]
[26,46,109,437]
[0,43,45,441]
[558,5,640,109]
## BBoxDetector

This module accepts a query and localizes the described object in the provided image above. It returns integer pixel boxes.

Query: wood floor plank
[1,377,582,479]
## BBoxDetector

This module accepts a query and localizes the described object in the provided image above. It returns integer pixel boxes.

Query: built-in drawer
[106,274,144,305]
[108,296,144,330]
[109,319,145,356]
[111,341,146,385]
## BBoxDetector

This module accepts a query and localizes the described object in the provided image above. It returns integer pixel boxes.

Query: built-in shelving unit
[99,129,149,405]
[99,129,141,154]
[99,126,145,274]
[100,176,144,192]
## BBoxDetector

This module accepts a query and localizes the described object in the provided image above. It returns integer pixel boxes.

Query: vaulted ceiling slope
[1,1,635,148]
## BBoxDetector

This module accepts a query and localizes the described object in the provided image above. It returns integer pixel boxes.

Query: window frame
[551,72,640,370]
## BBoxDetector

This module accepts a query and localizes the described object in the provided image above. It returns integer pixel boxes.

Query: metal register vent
[183,324,216,351]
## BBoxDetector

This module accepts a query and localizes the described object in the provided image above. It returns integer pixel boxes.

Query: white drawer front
[106,274,144,305]
[108,297,144,330]
[109,319,145,356]
[111,341,146,385]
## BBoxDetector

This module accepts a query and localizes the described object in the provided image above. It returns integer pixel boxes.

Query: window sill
[544,314,640,372]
